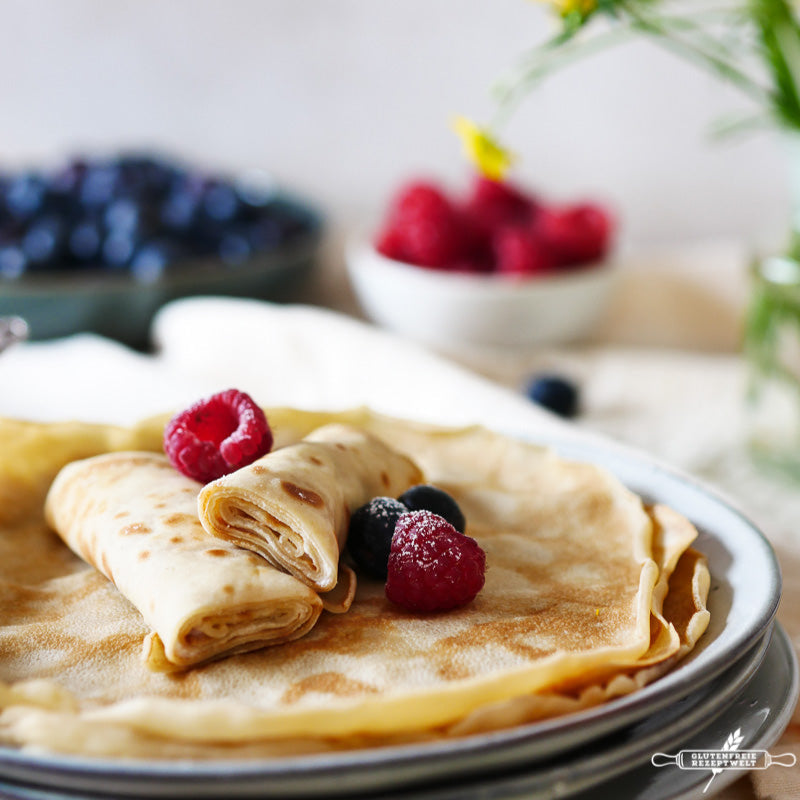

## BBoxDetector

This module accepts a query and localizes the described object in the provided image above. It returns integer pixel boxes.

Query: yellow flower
[452,116,516,180]
[546,0,597,17]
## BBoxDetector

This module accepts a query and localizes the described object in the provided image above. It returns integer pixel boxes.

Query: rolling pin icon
[651,750,796,769]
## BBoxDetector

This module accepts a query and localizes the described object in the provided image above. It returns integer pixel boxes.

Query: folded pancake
[198,423,424,593]
[44,452,323,670]
[0,408,710,757]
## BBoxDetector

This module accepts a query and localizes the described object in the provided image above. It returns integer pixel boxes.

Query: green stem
[771,18,800,120]
[619,0,771,105]
[490,24,635,130]
[746,287,800,400]
[488,1,772,135]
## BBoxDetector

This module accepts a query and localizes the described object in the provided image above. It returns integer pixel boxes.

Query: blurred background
[0,0,789,247]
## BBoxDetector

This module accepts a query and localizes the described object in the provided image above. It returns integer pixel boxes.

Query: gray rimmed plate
[0,432,783,798]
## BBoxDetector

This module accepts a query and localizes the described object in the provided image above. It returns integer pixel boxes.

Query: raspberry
[463,175,538,251]
[163,389,273,483]
[375,226,407,262]
[493,225,554,277]
[535,203,613,267]
[376,181,465,268]
[401,216,462,268]
[388,181,451,224]
[386,510,486,612]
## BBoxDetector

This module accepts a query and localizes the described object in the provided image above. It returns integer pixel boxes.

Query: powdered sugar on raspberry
[386,510,486,612]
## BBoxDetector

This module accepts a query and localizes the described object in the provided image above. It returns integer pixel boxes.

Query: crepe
[198,423,424,592]
[44,451,323,670]
[0,407,709,757]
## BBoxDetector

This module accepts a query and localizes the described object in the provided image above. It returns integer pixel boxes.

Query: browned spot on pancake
[1,570,111,625]
[170,536,184,544]
[223,584,234,594]
[251,465,267,475]
[436,660,473,681]
[138,550,150,561]
[113,511,129,520]
[119,523,151,536]
[282,672,379,705]
[310,456,323,466]
[98,632,146,656]
[0,625,145,678]
[380,471,390,488]
[154,502,167,509]
[204,549,229,557]
[280,481,323,507]
[163,513,194,527]
[335,444,347,451]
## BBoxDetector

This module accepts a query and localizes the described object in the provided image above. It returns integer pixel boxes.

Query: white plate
[0,434,782,798]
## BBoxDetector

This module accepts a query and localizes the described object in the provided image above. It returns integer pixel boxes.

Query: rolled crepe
[44,452,323,671]
[198,424,424,593]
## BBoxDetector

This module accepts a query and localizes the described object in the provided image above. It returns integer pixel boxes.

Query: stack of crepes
[0,407,710,759]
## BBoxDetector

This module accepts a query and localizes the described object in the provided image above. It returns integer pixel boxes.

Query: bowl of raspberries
[0,153,322,345]
[347,175,617,349]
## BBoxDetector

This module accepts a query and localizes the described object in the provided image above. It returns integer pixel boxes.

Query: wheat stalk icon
[703,728,744,793]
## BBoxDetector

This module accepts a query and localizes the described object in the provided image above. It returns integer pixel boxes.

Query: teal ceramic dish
[0,197,323,348]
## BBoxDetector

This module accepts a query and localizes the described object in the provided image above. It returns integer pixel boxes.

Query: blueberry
[4,173,46,220]
[67,219,103,263]
[21,216,65,268]
[0,245,26,279]
[101,231,136,269]
[103,197,142,233]
[201,181,240,223]
[79,163,120,208]
[347,497,408,580]
[160,188,200,231]
[525,374,580,418]
[398,485,466,533]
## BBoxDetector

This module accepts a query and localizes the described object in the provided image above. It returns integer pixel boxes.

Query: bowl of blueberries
[0,153,323,346]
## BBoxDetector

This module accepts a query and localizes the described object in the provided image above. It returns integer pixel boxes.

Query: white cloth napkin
[0,297,574,440]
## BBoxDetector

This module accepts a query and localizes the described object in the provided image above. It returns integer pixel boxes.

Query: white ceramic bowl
[346,241,617,350]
